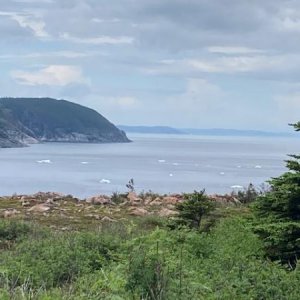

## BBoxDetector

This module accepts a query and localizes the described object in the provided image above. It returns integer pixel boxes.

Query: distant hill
[181,128,295,137]
[118,125,294,137]
[118,125,183,135]
[0,98,130,148]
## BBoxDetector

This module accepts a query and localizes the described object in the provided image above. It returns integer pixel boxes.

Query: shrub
[175,190,216,230]
[0,231,119,289]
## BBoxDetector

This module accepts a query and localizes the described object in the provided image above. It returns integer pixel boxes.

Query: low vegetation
[0,123,298,299]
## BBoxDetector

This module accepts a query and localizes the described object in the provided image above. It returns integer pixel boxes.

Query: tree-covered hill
[0,98,130,147]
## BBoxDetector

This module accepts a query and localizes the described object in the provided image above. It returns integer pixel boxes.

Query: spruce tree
[253,123,300,265]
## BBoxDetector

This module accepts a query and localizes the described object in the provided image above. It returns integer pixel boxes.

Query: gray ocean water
[0,134,299,198]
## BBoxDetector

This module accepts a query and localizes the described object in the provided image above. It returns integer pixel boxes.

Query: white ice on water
[100,179,111,184]
[37,159,52,164]
[231,185,243,189]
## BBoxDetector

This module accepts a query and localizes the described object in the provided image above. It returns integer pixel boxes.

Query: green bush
[0,231,119,289]
[0,220,33,242]
[175,190,216,230]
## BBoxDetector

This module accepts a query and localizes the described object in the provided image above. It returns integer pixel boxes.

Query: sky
[1,0,300,131]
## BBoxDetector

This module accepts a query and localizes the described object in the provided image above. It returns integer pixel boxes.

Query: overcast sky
[1,0,300,131]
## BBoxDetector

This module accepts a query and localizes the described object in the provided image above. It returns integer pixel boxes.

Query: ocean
[0,134,299,198]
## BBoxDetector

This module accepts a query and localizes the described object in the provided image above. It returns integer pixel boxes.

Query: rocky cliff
[0,98,130,148]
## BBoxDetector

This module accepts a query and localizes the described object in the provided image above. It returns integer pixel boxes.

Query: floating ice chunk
[237,165,241,168]
[231,185,243,189]
[219,172,225,175]
[37,159,52,164]
[255,165,262,169]
[169,173,174,177]
[158,159,166,163]
[172,163,179,166]
[100,179,111,184]
[81,162,89,164]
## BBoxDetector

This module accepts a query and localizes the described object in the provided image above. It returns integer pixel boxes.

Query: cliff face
[0,98,130,148]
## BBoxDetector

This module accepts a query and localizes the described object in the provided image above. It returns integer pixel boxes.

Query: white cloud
[168,78,225,113]
[0,51,101,60]
[116,97,138,108]
[104,96,140,109]
[60,33,134,45]
[0,11,49,38]
[12,0,53,3]
[11,65,85,86]
[149,54,299,75]
[207,46,265,55]
[91,18,121,23]
[186,56,267,73]
[274,7,300,32]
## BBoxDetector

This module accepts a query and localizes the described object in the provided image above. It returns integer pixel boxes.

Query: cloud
[207,46,265,55]
[173,78,224,108]
[60,32,134,45]
[11,65,85,86]
[0,51,101,60]
[146,53,300,77]
[2,0,300,130]
[103,96,140,109]
[0,11,49,38]
[12,0,53,3]
[275,93,300,124]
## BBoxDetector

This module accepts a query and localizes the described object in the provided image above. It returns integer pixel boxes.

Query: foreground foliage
[0,215,298,299]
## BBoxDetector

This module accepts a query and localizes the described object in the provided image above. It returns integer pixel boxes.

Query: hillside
[0,98,130,147]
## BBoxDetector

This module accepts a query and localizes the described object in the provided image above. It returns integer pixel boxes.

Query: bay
[0,133,299,198]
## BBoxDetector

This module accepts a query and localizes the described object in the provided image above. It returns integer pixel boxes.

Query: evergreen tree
[175,190,216,230]
[253,123,300,265]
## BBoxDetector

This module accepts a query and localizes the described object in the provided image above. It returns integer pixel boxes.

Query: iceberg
[37,159,52,164]
[100,179,111,184]
[231,185,243,189]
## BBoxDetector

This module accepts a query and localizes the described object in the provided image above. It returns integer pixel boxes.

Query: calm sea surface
[0,134,299,198]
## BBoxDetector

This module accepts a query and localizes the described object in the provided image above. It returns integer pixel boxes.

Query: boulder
[127,192,142,204]
[102,216,117,222]
[149,198,163,206]
[3,209,19,218]
[28,203,51,213]
[163,196,180,205]
[86,195,111,205]
[129,208,149,216]
[21,200,31,207]
[158,208,178,217]
[144,197,154,205]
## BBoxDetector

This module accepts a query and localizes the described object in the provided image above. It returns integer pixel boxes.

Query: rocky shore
[0,191,242,230]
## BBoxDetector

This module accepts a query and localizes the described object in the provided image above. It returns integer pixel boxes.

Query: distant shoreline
[118,125,296,138]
